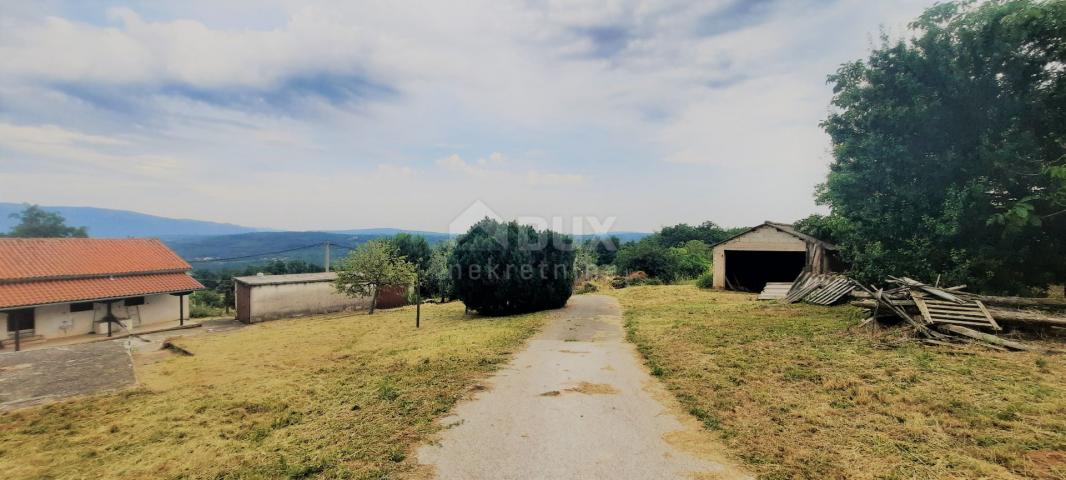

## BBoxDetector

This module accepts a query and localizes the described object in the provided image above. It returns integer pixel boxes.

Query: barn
[711,222,840,292]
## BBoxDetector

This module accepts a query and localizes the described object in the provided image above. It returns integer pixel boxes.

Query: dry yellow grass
[611,285,1066,480]
[0,302,546,479]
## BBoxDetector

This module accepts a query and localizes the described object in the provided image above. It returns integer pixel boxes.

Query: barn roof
[712,221,837,250]
[0,238,202,309]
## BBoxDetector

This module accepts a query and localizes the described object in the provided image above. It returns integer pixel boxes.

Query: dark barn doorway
[724,250,806,292]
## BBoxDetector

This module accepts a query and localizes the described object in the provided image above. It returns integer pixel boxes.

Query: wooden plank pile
[850,276,1062,351]
[757,282,794,300]
[782,273,857,305]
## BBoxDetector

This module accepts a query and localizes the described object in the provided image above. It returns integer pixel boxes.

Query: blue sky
[0,0,936,233]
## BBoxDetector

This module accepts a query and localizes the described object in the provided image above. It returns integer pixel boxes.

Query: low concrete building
[233,272,372,323]
[711,222,840,292]
[0,238,203,350]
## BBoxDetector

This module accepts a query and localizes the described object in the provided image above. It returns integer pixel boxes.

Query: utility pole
[324,242,331,272]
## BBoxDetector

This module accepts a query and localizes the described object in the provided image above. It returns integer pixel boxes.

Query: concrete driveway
[417,294,751,479]
[0,339,134,410]
[0,319,244,410]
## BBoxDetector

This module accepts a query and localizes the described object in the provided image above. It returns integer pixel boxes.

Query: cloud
[437,154,489,178]
[526,171,584,187]
[0,122,180,177]
[0,0,939,231]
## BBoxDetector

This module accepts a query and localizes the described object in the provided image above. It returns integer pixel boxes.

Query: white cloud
[0,0,940,231]
[526,171,584,186]
[0,122,181,178]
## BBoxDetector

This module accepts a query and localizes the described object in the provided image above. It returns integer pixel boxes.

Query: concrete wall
[239,281,370,323]
[2,294,189,339]
[712,225,808,289]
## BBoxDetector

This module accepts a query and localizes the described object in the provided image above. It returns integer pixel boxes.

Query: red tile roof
[0,238,203,309]
[0,273,203,309]
[0,238,192,281]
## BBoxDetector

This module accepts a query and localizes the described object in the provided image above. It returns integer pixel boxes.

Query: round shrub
[695,271,714,289]
[450,219,576,315]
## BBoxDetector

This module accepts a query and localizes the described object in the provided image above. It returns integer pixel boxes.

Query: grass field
[0,302,546,479]
[611,285,1066,480]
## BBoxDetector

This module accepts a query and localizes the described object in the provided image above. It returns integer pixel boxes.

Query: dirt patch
[566,382,618,395]
[1025,450,1066,479]
[539,390,561,397]
[558,349,589,354]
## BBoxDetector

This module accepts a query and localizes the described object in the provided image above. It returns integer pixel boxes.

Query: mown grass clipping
[610,285,1066,480]
[0,302,546,479]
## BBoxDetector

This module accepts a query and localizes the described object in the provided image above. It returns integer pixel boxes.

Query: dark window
[6,309,35,333]
[125,296,146,306]
[71,302,94,312]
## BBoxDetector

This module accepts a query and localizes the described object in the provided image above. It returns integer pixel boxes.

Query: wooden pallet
[758,282,794,300]
[911,292,1001,331]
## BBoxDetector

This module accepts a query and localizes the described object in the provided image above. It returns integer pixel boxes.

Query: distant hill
[0,203,265,238]
[164,231,450,271]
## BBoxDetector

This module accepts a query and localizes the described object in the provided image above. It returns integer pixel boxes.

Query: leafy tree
[658,221,742,247]
[614,237,685,283]
[450,218,575,315]
[793,214,845,245]
[333,240,416,314]
[574,244,599,281]
[819,0,1066,294]
[388,233,432,271]
[6,204,88,238]
[424,240,456,302]
[592,235,621,265]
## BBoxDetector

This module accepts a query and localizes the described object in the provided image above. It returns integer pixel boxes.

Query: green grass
[0,302,546,479]
[610,285,1066,480]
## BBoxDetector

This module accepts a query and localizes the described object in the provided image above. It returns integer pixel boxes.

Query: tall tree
[388,233,432,271]
[334,240,416,314]
[819,0,1066,294]
[424,240,456,302]
[6,204,88,238]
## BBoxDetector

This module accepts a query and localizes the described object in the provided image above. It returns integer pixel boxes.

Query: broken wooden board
[785,273,826,304]
[911,292,1001,331]
[758,282,794,300]
[804,276,856,305]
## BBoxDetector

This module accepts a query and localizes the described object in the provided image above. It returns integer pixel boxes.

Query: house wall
[2,294,189,339]
[712,226,808,289]
[240,280,370,323]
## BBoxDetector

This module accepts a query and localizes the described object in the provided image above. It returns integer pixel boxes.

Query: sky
[0,0,937,233]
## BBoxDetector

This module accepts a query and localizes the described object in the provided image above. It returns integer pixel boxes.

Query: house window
[6,309,34,333]
[71,302,94,312]
[125,296,146,306]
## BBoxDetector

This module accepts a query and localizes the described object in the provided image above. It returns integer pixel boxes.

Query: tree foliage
[5,204,88,238]
[450,218,575,316]
[657,221,743,247]
[591,235,621,265]
[819,0,1066,294]
[334,240,416,314]
[614,237,685,282]
[424,240,456,302]
[388,233,432,272]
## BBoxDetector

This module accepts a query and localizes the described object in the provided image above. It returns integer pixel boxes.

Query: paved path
[0,340,134,410]
[417,295,750,480]
[0,319,244,410]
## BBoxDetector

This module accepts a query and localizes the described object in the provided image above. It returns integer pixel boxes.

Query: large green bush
[450,219,575,315]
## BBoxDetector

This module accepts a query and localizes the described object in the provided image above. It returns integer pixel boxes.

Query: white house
[0,238,203,350]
